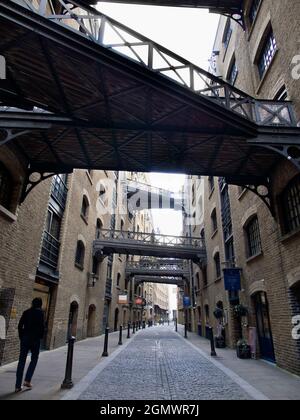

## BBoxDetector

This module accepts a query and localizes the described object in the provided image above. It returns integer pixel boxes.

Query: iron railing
[97,229,205,250]
[126,259,190,276]
[18,0,296,127]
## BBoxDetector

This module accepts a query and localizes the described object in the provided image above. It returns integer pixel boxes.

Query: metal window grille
[282,176,300,234]
[246,217,262,257]
[258,30,277,79]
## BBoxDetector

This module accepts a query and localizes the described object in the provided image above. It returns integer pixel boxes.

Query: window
[245,216,262,258]
[211,209,218,234]
[208,176,215,194]
[274,85,288,101]
[96,219,103,239]
[0,162,12,209]
[51,174,68,209]
[81,196,89,220]
[281,175,300,234]
[248,0,261,26]
[214,253,221,279]
[228,58,238,85]
[258,29,277,79]
[75,241,85,268]
[222,19,232,51]
[46,209,61,240]
[196,273,200,290]
[41,209,62,268]
[117,273,121,287]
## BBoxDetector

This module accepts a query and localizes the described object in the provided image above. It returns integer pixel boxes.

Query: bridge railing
[97,229,205,250]
[19,0,296,127]
[126,259,189,271]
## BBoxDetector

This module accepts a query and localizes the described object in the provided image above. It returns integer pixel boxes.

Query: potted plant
[236,339,251,359]
[215,335,226,348]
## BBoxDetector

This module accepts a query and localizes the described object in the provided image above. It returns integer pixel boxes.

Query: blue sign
[224,269,241,291]
[183,296,191,308]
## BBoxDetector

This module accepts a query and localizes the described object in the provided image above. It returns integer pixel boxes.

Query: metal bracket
[20,170,56,204]
[0,128,31,147]
[242,183,275,217]
[263,144,300,171]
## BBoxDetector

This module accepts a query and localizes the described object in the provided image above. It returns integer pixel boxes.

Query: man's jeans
[16,337,40,389]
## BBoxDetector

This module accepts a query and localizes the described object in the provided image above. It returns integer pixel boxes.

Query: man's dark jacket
[18,308,45,342]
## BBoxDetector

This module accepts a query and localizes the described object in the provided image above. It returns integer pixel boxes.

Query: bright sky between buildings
[97,2,219,238]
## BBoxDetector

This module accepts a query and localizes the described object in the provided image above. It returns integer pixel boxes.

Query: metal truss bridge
[134,275,185,287]
[126,259,190,278]
[1,0,300,200]
[126,179,183,211]
[93,229,206,263]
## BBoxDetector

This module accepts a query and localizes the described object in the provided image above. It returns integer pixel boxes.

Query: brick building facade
[181,0,300,376]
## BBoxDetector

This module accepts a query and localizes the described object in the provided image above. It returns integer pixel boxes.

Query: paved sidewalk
[1,324,299,400]
[176,324,300,400]
[0,328,132,400]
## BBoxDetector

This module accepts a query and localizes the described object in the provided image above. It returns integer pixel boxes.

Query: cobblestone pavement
[78,327,253,400]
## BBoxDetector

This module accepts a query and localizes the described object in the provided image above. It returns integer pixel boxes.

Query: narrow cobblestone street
[65,326,266,401]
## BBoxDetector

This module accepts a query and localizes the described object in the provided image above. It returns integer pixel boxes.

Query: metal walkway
[93,229,206,263]
[126,179,183,211]
[126,259,190,278]
[1,0,299,190]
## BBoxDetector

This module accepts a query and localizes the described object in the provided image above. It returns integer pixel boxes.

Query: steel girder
[0,0,300,190]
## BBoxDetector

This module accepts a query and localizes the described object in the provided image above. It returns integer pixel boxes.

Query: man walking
[15,298,45,393]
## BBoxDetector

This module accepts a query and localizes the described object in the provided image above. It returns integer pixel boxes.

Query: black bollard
[184,323,188,339]
[102,327,109,357]
[61,336,76,389]
[142,321,146,329]
[127,322,131,339]
[175,318,178,332]
[118,325,123,346]
[209,327,217,357]
[132,322,136,334]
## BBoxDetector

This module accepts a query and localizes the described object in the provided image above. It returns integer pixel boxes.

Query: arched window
[117,273,121,287]
[81,195,89,220]
[214,252,221,279]
[281,175,300,234]
[244,216,262,257]
[0,162,12,209]
[96,219,103,239]
[75,240,85,269]
[196,272,201,290]
[211,209,218,233]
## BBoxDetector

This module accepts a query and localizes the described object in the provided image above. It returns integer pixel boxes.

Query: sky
[97,2,219,236]
[97,2,219,314]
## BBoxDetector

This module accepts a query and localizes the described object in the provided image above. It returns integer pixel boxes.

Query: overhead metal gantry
[126,179,184,211]
[93,229,206,263]
[126,258,190,278]
[134,275,185,286]
[1,0,300,204]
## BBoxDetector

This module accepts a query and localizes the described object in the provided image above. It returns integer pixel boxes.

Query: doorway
[253,292,276,363]
[114,308,119,331]
[102,300,110,333]
[68,301,79,339]
[33,282,53,349]
[87,304,96,337]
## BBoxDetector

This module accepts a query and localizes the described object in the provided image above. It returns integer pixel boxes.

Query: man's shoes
[15,387,22,393]
[23,381,32,389]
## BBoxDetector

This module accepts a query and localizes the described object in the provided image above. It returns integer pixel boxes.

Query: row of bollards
[61,319,216,390]
[174,320,217,358]
[61,319,155,389]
